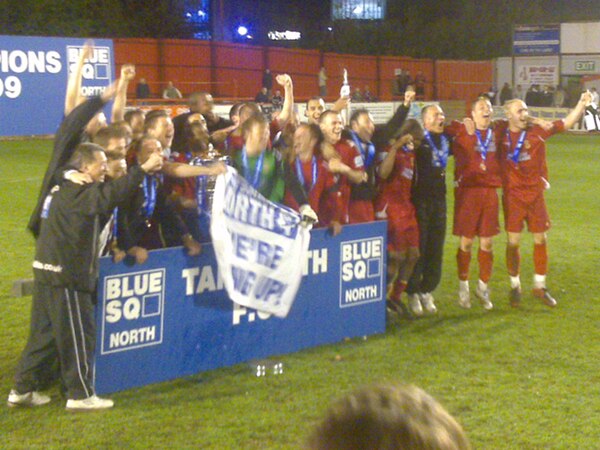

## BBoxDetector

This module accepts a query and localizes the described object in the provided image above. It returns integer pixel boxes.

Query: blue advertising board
[0,35,114,136]
[513,25,560,56]
[94,222,387,394]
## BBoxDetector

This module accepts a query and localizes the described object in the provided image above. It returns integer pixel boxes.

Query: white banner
[516,64,558,86]
[210,168,311,318]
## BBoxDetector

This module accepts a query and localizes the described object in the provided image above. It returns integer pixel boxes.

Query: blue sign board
[513,25,560,56]
[94,222,387,394]
[0,35,114,136]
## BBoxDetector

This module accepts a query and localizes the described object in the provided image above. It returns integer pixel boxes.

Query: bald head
[422,104,445,133]
[504,99,529,131]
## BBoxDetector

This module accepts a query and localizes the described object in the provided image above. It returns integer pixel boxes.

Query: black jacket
[116,173,190,251]
[412,132,450,204]
[33,166,146,292]
[28,96,106,237]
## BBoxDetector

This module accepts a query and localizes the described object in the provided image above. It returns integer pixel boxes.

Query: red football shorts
[453,187,500,238]
[503,190,550,233]
[377,203,419,252]
[348,199,375,224]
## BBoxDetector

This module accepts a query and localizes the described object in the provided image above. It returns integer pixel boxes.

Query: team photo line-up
[8,40,593,411]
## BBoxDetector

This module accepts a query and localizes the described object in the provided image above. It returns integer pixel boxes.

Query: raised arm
[111,64,136,123]
[378,135,413,180]
[563,91,593,130]
[65,41,93,116]
[161,160,227,178]
[274,74,294,126]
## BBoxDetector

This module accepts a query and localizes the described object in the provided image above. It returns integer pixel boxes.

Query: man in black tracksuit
[10,143,163,410]
[406,104,450,316]
[28,88,117,238]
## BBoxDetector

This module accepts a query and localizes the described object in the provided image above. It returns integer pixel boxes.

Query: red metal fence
[114,38,492,103]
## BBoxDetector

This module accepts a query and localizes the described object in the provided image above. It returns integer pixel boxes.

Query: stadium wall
[113,38,492,102]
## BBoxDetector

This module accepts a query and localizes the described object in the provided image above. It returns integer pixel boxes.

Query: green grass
[1,134,599,449]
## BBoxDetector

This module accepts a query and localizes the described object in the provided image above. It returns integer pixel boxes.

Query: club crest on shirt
[518,152,531,162]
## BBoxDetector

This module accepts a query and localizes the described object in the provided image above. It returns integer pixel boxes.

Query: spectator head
[422,104,446,133]
[183,113,210,154]
[350,108,375,142]
[124,109,146,140]
[144,109,174,151]
[306,384,471,450]
[394,118,424,147]
[471,97,493,129]
[94,124,129,155]
[67,143,108,183]
[293,123,323,159]
[189,92,214,116]
[319,110,343,145]
[229,102,244,125]
[134,137,163,165]
[305,97,326,124]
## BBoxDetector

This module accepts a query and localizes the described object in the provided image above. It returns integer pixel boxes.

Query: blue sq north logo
[100,269,165,355]
[339,238,384,308]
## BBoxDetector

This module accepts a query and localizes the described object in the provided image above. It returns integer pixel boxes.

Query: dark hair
[124,109,145,124]
[394,118,424,144]
[229,102,244,120]
[144,109,169,132]
[350,108,370,125]
[93,124,129,150]
[67,143,105,170]
[188,91,211,109]
[306,96,324,108]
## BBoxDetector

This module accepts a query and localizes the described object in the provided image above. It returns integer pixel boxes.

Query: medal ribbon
[506,130,527,163]
[295,156,318,192]
[112,207,118,238]
[424,131,449,168]
[475,128,492,162]
[350,131,376,168]
[242,146,265,190]
[190,157,208,213]
[142,175,157,218]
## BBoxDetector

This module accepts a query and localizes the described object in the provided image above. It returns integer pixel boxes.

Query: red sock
[478,249,493,283]
[506,245,520,277]
[457,248,471,281]
[391,280,407,301]
[533,243,548,275]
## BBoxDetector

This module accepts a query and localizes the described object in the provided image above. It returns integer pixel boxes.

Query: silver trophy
[340,68,350,98]
[190,144,231,214]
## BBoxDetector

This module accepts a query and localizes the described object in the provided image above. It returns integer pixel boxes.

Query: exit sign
[575,61,595,71]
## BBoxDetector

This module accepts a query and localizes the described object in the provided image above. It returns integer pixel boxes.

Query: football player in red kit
[375,119,423,315]
[498,92,591,307]
[445,97,500,310]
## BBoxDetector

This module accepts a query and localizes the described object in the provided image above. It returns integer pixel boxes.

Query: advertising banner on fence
[513,25,560,56]
[211,168,311,318]
[94,222,386,394]
[0,35,114,136]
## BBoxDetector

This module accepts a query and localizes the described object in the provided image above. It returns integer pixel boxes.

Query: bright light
[237,26,248,36]
[327,26,333,31]
[268,30,302,41]
[197,9,206,18]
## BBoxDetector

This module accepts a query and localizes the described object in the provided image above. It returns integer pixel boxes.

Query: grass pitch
[1,135,599,449]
